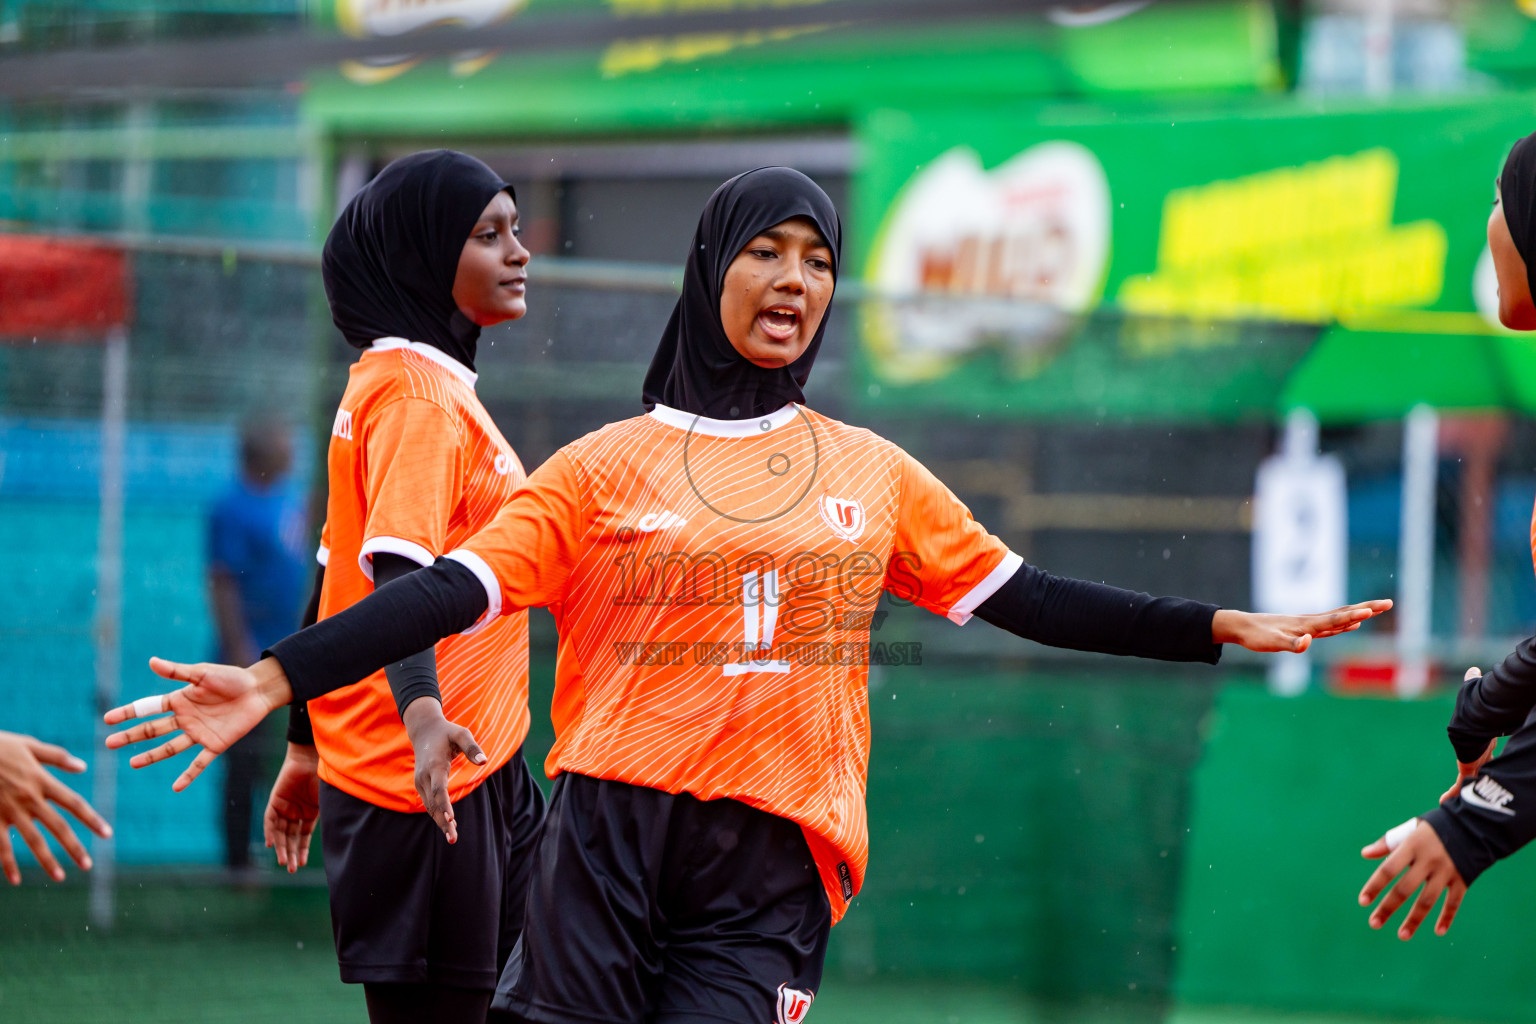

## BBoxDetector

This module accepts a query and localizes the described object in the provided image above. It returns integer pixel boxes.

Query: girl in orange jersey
[109,167,1389,1024]
[257,150,545,1024]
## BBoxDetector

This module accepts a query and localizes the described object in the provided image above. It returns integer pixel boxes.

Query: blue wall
[1,415,313,865]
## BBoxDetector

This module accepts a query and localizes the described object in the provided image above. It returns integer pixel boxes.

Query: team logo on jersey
[818,494,865,542]
[332,408,354,441]
[494,452,513,476]
[777,983,815,1024]
[635,510,688,534]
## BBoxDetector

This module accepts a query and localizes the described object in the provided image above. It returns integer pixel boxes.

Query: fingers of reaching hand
[297,817,314,868]
[24,738,85,773]
[264,797,311,873]
[448,726,486,767]
[103,690,173,727]
[13,816,64,882]
[281,813,303,872]
[105,714,180,751]
[433,782,458,844]
[1435,883,1466,935]
[148,657,203,686]
[277,815,296,873]
[172,748,219,793]
[1396,872,1446,939]
[1370,862,1430,928]
[263,808,283,866]
[32,802,90,873]
[127,732,193,769]
[42,773,110,838]
[1360,837,1390,859]
[418,761,457,844]
[0,829,17,885]
[1359,850,1406,906]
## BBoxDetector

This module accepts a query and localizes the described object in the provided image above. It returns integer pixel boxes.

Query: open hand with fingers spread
[403,697,488,845]
[0,731,112,884]
[1359,818,1467,939]
[1212,600,1393,653]
[104,655,294,791]
[263,743,320,873]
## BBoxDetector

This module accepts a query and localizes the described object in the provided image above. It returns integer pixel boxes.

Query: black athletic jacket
[1422,637,1536,883]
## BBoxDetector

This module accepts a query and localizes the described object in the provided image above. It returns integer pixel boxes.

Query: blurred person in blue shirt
[207,417,308,870]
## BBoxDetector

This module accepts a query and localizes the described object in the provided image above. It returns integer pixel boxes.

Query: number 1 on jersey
[724,569,790,677]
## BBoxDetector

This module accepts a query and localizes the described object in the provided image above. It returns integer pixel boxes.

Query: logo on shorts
[818,494,865,542]
[777,983,815,1024]
[494,452,513,476]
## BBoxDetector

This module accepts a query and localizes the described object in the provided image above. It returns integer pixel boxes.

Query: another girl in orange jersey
[255,150,545,1024]
[109,167,1389,1024]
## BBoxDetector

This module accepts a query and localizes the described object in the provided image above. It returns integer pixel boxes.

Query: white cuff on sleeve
[444,548,503,636]
[946,551,1024,626]
[358,536,437,583]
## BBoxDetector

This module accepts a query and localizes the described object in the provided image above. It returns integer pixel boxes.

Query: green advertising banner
[854,95,1536,422]
[1465,0,1536,85]
[301,0,1282,137]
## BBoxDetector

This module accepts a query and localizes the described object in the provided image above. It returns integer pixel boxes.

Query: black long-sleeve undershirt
[269,556,1220,707]
[972,562,1220,664]
[1423,704,1536,885]
[1446,637,1536,763]
[284,563,325,746]
[269,558,486,705]
[1413,632,1536,884]
[281,554,446,746]
[372,552,444,717]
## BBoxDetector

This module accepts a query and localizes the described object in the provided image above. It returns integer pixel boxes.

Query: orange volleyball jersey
[310,338,530,812]
[445,403,1017,922]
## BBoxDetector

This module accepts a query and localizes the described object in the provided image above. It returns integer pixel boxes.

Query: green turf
[0,876,359,1023]
[0,877,1148,1024]
[1168,1007,1487,1024]
[0,877,1492,1024]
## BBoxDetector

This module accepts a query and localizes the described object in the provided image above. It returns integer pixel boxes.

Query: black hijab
[1500,132,1536,300]
[321,150,514,373]
[641,166,842,419]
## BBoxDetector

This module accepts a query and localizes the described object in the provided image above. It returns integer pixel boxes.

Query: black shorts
[319,750,547,989]
[491,773,830,1024]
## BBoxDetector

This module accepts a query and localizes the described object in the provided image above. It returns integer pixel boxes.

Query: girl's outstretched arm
[973,560,1389,659]
[104,556,488,789]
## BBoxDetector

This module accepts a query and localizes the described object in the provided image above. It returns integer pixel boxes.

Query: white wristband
[132,694,168,718]
[1384,817,1420,851]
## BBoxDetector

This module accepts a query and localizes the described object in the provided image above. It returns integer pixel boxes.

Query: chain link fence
[4,238,1536,1020]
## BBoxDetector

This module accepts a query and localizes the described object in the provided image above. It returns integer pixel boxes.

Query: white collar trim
[648,402,800,438]
[367,337,477,389]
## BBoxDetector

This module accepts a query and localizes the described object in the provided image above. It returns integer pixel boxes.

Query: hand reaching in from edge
[104,656,293,791]
[1212,600,1393,654]
[1359,817,1467,940]
[1442,666,1498,806]
[263,743,320,873]
[403,697,487,845]
[0,731,112,884]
